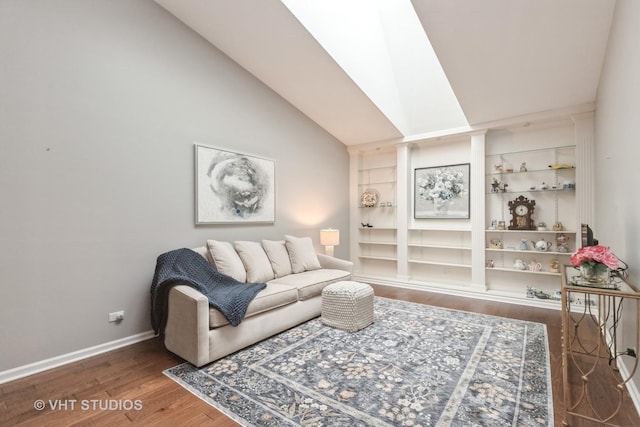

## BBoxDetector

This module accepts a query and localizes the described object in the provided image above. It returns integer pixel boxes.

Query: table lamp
[320,229,340,257]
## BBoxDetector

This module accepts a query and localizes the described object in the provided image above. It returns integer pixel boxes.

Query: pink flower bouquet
[571,245,619,271]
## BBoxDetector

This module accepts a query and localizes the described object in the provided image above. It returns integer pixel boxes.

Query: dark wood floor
[1,284,639,426]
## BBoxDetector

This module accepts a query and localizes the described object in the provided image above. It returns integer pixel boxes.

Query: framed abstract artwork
[195,143,275,224]
[414,163,470,219]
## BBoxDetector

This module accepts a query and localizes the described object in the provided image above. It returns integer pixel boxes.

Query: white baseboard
[0,330,156,385]
[617,358,640,416]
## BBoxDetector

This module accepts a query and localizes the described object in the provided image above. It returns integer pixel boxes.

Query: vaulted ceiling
[154,0,615,146]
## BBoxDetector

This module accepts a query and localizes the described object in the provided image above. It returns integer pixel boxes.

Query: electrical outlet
[108,311,125,323]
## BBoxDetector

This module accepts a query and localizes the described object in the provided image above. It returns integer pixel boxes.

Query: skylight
[280,0,468,137]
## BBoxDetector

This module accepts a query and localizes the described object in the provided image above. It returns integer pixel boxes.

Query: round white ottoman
[321,281,374,332]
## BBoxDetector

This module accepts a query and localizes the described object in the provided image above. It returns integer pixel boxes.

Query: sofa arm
[316,253,354,273]
[164,285,210,367]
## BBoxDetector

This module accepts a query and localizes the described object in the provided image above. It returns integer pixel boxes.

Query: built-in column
[396,143,410,280]
[470,131,487,290]
[347,147,361,269]
[572,112,595,228]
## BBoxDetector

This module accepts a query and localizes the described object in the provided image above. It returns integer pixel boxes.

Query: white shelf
[409,228,472,232]
[358,165,396,172]
[359,227,397,230]
[486,166,575,176]
[409,260,471,268]
[485,144,575,157]
[359,241,397,246]
[487,188,576,194]
[486,229,577,234]
[410,243,471,250]
[358,180,396,186]
[486,248,571,256]
[487,267,561,276]
[358,255,397,261]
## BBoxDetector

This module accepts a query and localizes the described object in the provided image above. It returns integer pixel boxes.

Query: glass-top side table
[561,264,640,426]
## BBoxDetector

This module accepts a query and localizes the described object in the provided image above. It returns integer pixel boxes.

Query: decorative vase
[433,198,449,215]
[580,263,609,284]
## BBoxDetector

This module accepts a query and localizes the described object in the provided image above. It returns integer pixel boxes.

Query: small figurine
[490,177,508,193]
[513,258,527,270]
[491,177,499,193]
[526,286,550,299]
[528,260,542,272]
[504,162,514,173]
[531,238,552,251]
[556,233,570,253]
[519,239,529,250]
[520,162,527,172]
[494,164,503,172]
[489,239,503,249]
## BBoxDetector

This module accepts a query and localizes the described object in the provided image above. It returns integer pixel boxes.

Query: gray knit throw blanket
[150,248,266,335]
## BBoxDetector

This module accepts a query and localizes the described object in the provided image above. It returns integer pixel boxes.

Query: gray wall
[595,0,640,394]
[0,0,349,372]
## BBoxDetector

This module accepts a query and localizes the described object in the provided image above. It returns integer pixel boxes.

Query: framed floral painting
[414,163,470,219]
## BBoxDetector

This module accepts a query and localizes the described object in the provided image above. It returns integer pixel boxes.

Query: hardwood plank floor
[1,284,638,426]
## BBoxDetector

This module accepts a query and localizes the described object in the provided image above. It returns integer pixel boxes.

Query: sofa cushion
[262,240,293,278]
[206,240,247,282]
[234,241,275,283]
[209,283,298,328]
[269,268,351,300]
[284,235,321,273]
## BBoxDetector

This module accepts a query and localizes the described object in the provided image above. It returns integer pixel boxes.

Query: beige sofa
[163,236,353,367]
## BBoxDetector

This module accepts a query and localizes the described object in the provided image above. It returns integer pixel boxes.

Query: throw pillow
[206,240,247,283]
[284,235,321,274]
[262,240,293,278]
[234,241,275,283]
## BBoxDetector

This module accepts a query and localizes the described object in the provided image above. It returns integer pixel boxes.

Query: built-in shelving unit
[352,147,398,279]
[407,228,472,284]
[484,143,578,301]
[349,116,593,309]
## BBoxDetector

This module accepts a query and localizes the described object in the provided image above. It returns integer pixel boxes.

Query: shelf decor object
[360,189,379,207]
[414,163,470,219]
[507,195,536,230]
[570,244,619,288]
[194,143,275,224]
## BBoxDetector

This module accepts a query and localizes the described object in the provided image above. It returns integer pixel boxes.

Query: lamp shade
[320,229,340,246]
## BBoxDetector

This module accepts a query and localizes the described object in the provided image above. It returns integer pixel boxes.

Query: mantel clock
[508,195,535,230]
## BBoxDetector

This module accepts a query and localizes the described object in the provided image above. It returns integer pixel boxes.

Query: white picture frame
[195,143,275,224]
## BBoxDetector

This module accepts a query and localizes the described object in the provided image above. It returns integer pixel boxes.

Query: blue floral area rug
[164,297,552,426]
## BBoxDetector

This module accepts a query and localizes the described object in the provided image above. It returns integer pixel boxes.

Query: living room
[2,0,640,425]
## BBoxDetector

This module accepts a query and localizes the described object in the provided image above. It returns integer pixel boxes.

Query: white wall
[0,0,349,373]
[595,0,640,401]
[596,0,640,288]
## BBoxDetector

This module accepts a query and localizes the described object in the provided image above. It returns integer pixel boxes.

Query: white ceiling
[154,0,615,146]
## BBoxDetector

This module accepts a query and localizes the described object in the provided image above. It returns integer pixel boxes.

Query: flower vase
[580,263,609,284]
[433,198,449,216]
